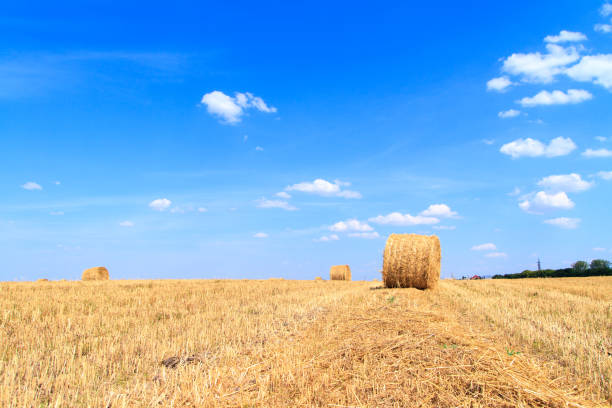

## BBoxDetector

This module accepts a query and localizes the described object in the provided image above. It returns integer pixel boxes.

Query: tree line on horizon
[492,259,611,279]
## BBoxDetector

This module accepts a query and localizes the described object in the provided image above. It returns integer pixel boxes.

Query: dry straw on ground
[329,265,351,281]
[383,233,440,289]
[81,266,109,281]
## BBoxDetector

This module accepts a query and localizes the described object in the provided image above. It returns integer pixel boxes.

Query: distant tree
[572,261,588,273]
[590,259,611,270]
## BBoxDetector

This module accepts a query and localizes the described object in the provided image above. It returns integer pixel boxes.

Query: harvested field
[0,277,609,407]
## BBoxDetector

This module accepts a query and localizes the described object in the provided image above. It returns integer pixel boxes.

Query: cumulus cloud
[502,44,580,83]
[314,234,339,242]
[275,191,291,199]
[348,232,381,239]
[22,181,42,190]
[149,198,172,211]
[597,170,612,180]
[500,137,576,158]
[487,76,513,92]
[595,24,612,33]
[595,136,608,142]
[537,173,593,193]
[498,109,521,118]
[582,148,612,158]
[544,217,581,229]
[256,198,297,211]
[255,146,264,151]
[286,178,361,199]
[119,221,135,227]
[566,54,612,90]
[544,30,587,44]
[518,89,592,107]
[519,191,575,213]
[420,204,458,218]
[330,219,373,232]
[198,207,208,212]
[253,232,269,238]
[369,212,439,226]
[485,252,508,258]
[200,91,276,124]
[471,243,497,251]
[601,3,612,17]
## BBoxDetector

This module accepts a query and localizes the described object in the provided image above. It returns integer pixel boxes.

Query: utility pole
[537,258,541,271]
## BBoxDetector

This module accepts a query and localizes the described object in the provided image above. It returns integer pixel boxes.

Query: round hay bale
[329,265,351,281]
[382,234,440,289]
[36,278,49,282]
[82,266,109,281]
[314,276,323,282]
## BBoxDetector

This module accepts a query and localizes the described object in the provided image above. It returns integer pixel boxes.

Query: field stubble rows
[0,277,609,407]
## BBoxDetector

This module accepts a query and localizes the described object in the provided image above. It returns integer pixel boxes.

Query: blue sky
[1,1,611,281]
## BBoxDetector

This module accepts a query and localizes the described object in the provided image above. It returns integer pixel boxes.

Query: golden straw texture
[382,234,440,289]
[81,266,109,281]
[329,265,351,281]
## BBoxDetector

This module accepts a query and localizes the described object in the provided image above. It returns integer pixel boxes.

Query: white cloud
[601,3,612,17]
[197,207,208,212]
[582,148,612,158]
[536,173,593,193]
[49,211,64,216]
[256,198,297,211]
[544,217,580,229]
[348,232,380,239]
[544,30,587,44]
[595,24,612,33]
[330,219,373,232]
[487,76,513,92]
[485,252,508,258]
[253,232,268,238]
[200,91,276,124]
[286,178,361,199]
[22,181,42,190]
[500,137,576,158]
[433,225,456,230]
[275,191,291,199]
[518,89,592,107]
[498,109,521,118]
[593,247,607,251]
[471,243,497,251]
[420,204,458,218]
[565,55,612,90]
[508,187,522,196]
[243,135,248,142]
[255,146,264,151]
[597,171,612,180]
[502,44,580,83]
[54,181,61,185]
[119,221,135,227]
[482,139,495,145]
[314,234,340,242]
[369,212,439,226]
[595,136,608,142]
[149,198,172,211]
[519,191,575,213]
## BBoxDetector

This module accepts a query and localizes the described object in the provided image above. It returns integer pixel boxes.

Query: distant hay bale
[315,276,323,282]
[382,234,440,289]
[330,265,351,281]
[82,267,109,281]
[36,278,49,282]
[372,278,380,282]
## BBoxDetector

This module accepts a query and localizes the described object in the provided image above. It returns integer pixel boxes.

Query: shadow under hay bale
[330,265,351,281]
[382,233,440,289]
[82,267,109,281]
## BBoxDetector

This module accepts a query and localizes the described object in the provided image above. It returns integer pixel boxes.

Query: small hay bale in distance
[314,276,324,282]
[382,233,440,289]
[82,266,109,281]
[329,265,351,281]
[36,278,49,282]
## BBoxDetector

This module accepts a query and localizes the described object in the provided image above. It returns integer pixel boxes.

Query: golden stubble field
[0,277,610,407]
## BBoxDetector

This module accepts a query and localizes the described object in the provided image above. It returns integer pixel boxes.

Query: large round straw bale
[329,265,351,281]
[82,266,109,281]
[382,234,440,289]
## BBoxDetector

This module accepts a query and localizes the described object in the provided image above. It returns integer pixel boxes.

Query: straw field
[0,277,609,407]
